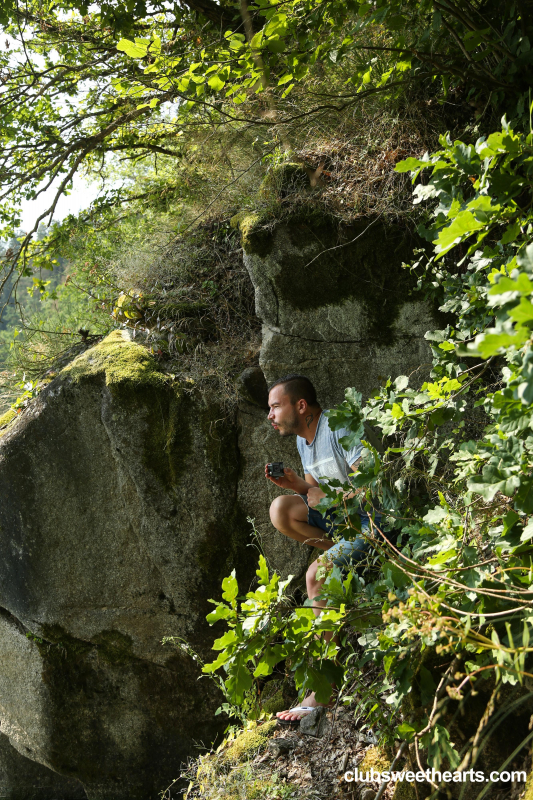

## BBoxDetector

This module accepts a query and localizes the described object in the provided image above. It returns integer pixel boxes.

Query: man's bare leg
[270,497,335,721]
[276,556,335,721]
[269,495,332,550]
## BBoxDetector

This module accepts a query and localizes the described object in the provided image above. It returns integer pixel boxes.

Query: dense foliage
[199,121,533,778]
[3,0,533,788]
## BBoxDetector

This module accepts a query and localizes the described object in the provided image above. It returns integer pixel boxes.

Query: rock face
[241,216,439,407]
[0,331,262,799]
[0,729,85,800]
[0,214,440,799]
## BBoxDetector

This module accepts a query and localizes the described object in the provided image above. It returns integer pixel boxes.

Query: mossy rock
[62,329,171,391]
[393,780,418,800]
[239,212,273,258]
[261,687,285,715]
[0,408,16,431]
[223,720,277,763]
[259,162,310,202]
[358,745,391,775]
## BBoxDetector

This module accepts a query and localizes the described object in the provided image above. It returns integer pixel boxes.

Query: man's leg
[269,495,332,550]
[270,497,336,721]
[275,554,335,722]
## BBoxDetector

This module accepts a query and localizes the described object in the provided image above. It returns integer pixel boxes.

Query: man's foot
[275,693,332,722]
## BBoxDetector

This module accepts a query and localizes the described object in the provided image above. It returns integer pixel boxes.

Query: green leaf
[206,603,233,623]
[509,298,533,325]
[208,74,225,91]
[256,554,269,585]
[202,649,230,673]
[435,211,486,254]
[305,665,336,705]
[397,722,416,741]
[116,38,148,58]
[394,375,409,391]
[424,506,448,524]
[391,403,404,419]
[428,548,456,565]
[222,571,238,602]
[253,645,285,677]
[226,655,253,704]
[212,629,237,651]
[250,30,264,49]
[386,563,411,589]
[278,73,293,85]
[520,519,533,542]
[267,36,286,53]
[516,476,533,513]
[394,156,428,173]
[317,659,344,687]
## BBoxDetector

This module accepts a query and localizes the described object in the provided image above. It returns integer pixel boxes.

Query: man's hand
[265,465,309,494]
[307,486,326,508]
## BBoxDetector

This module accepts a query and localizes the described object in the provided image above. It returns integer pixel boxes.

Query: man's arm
[265,466,317,495]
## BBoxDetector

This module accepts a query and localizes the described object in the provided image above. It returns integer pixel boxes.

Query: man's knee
[269,495,292,529]
[269,495,305,531]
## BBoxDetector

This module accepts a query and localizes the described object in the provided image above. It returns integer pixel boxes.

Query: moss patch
[358,745,391,775]
[0,408,16,431]
[37,624,94,671]
[259,162,309,201]
[223,720,277,764]
[393,780,418,800]
[63,330,194,492]
[62,330,170,390]
[240,212,274,259]
[261,687,285,715]
[195,749,285,800]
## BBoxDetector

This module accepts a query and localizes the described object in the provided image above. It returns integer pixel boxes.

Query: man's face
[267,385,299,436]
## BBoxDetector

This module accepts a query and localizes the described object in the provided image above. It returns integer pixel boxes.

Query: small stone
[268,738,296,757]
[357,730,378,745]
[361,789,376,800]
[299,707,328,737]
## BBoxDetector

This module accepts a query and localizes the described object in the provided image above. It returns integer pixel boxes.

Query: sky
[19,176,102,233]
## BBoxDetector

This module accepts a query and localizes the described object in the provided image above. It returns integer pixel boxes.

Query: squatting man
[265,374,381,723]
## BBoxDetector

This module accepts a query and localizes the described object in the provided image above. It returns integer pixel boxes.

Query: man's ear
[296,399,308,415]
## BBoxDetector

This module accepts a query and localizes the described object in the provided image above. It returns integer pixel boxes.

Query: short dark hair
[268,374,319,406]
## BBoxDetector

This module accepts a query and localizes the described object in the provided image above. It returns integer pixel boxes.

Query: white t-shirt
[296,411,363,487]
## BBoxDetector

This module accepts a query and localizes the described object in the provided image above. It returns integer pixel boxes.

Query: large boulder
[0,331,265,799]
[240,215,439,407]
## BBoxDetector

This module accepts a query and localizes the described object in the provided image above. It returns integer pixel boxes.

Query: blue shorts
[300,495,375,570]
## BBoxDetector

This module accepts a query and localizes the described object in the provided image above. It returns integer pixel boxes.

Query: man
[265,374,377,723]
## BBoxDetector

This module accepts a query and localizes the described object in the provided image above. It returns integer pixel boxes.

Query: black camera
[267,462,285,479]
